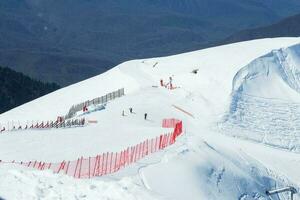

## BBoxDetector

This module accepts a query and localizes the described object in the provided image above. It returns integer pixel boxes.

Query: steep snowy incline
[231,44,300,101]
[220,43,300,151]
[1,38,300,200]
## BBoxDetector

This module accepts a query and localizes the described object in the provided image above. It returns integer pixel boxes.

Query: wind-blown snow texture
[1,38,300,200]
[221,43,300,152]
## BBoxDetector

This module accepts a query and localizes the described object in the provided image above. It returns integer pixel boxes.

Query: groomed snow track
[220,94,300,151]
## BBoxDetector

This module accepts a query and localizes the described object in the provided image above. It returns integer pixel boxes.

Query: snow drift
[232,43,300,101]
[222,43,300,151]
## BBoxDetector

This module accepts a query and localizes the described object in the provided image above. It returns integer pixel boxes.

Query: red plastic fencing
[1,119,183,179]
[162,118,181,128]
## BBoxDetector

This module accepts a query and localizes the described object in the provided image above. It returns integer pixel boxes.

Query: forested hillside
[0,66,60,114]
[219,13,300,45]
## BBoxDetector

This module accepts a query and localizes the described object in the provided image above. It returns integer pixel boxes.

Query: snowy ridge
[221,43,300,152]
[232,44,300,100]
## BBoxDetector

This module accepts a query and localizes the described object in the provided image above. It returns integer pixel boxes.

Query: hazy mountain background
[1,0,300,86]
[218,13,300,45]
[0,66,59,114]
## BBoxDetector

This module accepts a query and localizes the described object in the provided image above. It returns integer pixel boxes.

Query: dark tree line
[0,66,60,114]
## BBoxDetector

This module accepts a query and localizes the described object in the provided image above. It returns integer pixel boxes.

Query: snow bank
[232,43,300,101]
[0,164,162,200]
[141,138,279,200]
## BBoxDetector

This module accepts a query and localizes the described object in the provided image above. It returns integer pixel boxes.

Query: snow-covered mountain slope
[1,37,299,121]
[221,43,300,151]
[1,38,300,200]
[232,44,300,101]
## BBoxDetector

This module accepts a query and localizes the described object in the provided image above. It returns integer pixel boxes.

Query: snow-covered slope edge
[232,44,300,100]
[221,43,300,151]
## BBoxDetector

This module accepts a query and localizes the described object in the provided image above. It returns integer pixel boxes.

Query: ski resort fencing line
[0,119,183,179]
[0,88,124,132]
[0,118,86,133]
[65,88,125,119]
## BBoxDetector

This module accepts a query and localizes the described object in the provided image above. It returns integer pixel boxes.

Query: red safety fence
[162,118,181,128]
[0,119,183,179]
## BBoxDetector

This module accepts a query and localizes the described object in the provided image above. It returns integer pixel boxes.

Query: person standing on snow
[83,105,88,112]
[144,113,147,120]
[160,79,164,87]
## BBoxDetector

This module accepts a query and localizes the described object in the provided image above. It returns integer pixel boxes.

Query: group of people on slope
[122,107,148,120]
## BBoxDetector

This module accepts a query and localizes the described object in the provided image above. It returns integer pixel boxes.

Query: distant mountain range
[219,13,300,45]
[0,66,60,114]
[1,0,300,86]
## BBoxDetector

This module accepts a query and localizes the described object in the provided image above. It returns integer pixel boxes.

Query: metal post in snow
[133,146,137,163]
[159,135,163,150]
[135,145,139,162]
[33,160,37,168]
[114,152,118,172]
[155,136,158,152]
[110,152,113,173]
[105,152,109,174]
[73,158,80,178]
[88,157,91,178]
[124,149,127,166]
[93,155,98,177]
[137,143,141,161]
[266,186,297,200]
[65,161,70,175]
[98,155,102,176]
[126,148,130,165]
[118,151,122,170]
[57,160,64,173]
[38,161,42,170]
[101,153,105,176]
[140,142,144,158]
[78,156,83,178]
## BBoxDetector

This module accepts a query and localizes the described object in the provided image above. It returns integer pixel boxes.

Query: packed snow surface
[1,38,300,199]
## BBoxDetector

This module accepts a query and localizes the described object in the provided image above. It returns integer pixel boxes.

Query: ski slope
[1,37,300,200]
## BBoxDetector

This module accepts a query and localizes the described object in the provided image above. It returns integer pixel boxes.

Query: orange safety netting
[0,119,183,179]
